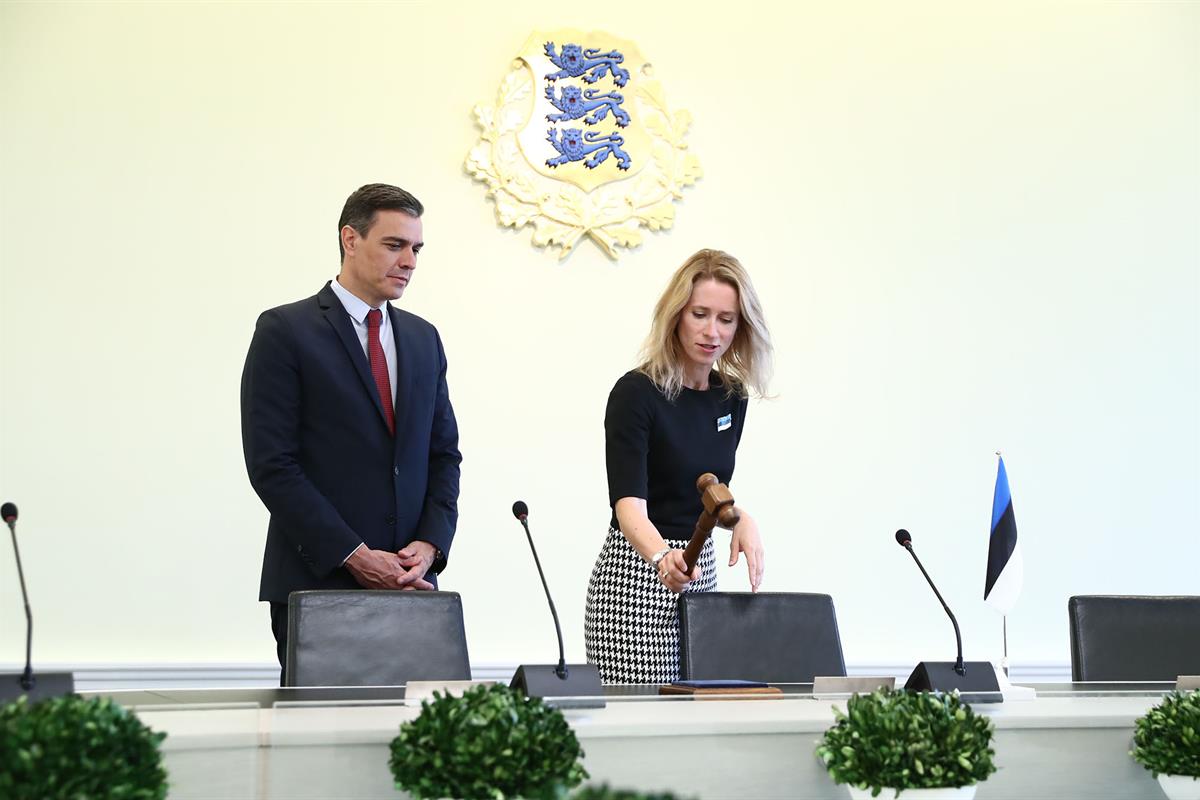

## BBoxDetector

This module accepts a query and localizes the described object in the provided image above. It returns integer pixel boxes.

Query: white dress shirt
[329,277,397,406]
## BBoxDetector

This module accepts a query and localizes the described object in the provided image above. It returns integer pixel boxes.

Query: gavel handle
[682,513,716,572]
[682,505,742,572]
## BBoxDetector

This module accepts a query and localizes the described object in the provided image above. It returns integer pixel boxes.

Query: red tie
[366,309,395,435]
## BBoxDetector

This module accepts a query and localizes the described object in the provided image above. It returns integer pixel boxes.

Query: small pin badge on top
[716,413,732,432]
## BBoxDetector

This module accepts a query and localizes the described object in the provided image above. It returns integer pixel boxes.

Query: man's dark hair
[338,183,424,260]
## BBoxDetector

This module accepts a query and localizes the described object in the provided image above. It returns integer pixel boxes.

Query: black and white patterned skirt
[583,527,717,685]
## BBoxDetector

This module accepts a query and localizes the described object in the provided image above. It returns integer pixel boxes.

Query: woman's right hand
[657,548,699,593]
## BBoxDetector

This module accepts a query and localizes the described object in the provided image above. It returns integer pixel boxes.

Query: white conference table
[92,683,1175,800]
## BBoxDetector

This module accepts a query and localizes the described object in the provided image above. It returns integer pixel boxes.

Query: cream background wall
[1,1,1196,674]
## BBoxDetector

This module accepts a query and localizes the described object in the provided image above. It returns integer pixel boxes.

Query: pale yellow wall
[1,0,1196,670]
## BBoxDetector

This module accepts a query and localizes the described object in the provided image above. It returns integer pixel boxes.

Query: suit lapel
[317,283,392,431]
[387,304,411,432]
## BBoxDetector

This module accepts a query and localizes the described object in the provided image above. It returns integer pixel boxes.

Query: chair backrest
[678,592,846,683]
[286,590,471,687]
[1068,595,1200,681]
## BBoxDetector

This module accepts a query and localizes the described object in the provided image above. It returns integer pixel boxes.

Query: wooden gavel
[682,473,740,572]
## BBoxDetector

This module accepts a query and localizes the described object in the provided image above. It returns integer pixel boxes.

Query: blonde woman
[584,249,773,684]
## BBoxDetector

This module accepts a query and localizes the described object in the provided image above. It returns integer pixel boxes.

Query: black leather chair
[677,592,847,683]
[1068,595,1200,681]
[286,590,471,687]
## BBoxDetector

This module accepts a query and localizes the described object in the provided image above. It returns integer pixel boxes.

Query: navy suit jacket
[241,282,461,603]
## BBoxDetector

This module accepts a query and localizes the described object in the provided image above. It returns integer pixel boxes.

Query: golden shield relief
[465,30,701,260]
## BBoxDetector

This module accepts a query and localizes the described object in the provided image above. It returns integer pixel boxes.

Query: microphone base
[904,661,1002,704]
[1,671,75,703]
[510,664,605,709]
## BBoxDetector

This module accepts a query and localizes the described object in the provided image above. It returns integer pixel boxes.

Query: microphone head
[1,502,16,523]
[511,500,528,520]
[895,529,911,547]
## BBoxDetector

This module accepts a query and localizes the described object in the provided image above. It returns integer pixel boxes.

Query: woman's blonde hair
[638,249,773,401]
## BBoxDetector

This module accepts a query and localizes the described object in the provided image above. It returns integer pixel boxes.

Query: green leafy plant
[389,683,588,800]
[1131,689,1200,778]
[572,786,693,800]
[815,688,996,797]
[0,693,168,800]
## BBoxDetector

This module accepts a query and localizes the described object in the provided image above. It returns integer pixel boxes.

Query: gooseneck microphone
[3,503,34,689]
[508,501,603,706]
[894,528,1001,702]
[895,529,964,675]
[2,502,74,701]
[511,501,567,679]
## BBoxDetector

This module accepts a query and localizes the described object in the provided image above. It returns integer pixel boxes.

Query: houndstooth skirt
[584,526,717,685]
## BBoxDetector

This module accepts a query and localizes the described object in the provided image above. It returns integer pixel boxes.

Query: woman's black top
[605,369,748,540]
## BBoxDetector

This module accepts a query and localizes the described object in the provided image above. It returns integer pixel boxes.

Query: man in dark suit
[240,184,461,682]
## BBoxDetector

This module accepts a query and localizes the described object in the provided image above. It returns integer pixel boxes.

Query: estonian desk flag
[984,455,1023,614]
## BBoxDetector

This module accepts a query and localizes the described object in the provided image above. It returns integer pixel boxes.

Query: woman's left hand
[729,512,764,592]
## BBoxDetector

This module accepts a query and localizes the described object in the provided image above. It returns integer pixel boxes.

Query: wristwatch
[649,547,672,567]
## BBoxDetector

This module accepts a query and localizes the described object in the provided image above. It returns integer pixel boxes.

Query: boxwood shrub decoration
[572,786,694,800]
[389,683,588,800]
[815,688,997,797]
[1131,689,1200,778]
[0,693,168,800]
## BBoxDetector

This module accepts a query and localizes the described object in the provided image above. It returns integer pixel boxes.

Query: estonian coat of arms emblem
[465,30,702,260]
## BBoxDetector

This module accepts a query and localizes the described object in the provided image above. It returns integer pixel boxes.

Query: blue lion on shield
[544,42,630,87]
[545,128,631,170]
[545,85,630,127]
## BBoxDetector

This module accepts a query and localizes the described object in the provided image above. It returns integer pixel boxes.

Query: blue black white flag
[984,455,1023,614]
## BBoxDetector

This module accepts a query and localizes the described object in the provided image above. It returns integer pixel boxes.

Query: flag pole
[995,451,1009,678]
[1002,615,1009,677]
